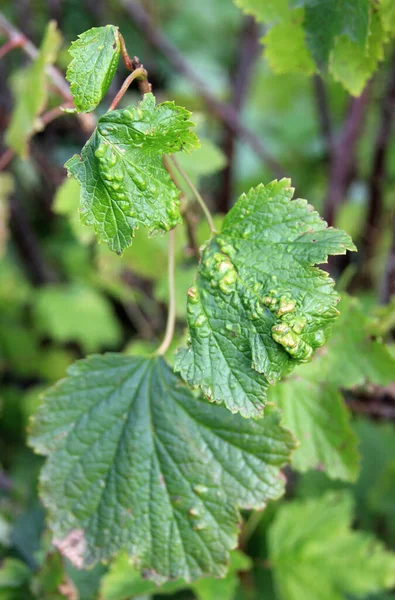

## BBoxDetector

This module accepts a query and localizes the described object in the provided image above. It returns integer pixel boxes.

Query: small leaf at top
[28,354,295,583]
[65,93,199,254]
[66,25,121,113]
[174,179,356,418]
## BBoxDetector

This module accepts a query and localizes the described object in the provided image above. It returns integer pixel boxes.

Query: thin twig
[380,212,395,303]
[312,74,333,158]
[155,228,176,356]
[169,155,216,233]
[0,12,95,133]
[219,16,260,212]
[0,147,14,171]
[323,86,370,225]
[362,55,395,273]
[109,66,150,110]
[121,0,284,176]
[38,101,74,128]
[348,398,395,420]
[0,34,25,60]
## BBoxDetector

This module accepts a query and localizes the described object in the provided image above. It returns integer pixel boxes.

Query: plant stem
[0,34,25,60]
[0,148,15,172]
[38,101,74,128]
[119,32,134,71]
[170,155,217,234]
[121,0,284,176]
[155,228,176,356]
[239,510,264,548]
[109,67,149,110]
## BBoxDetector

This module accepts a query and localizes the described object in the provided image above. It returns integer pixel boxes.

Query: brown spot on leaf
[54,529,86,569]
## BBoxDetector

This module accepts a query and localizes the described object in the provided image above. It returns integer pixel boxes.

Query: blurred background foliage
[0,0,395,599]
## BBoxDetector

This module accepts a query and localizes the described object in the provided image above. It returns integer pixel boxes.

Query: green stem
[170,155,217,234]
[239,510,264,548]
[155,228,176,356]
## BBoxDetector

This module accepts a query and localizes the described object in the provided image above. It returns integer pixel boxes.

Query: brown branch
[380,212,395,302]
[9,193,59,285]
[219,16,260,213]
[362,56,395,274]
[0,147,14,171]
[348,398,395,420]
[0,12,95,133]
[312,74,333,158]
[0,34,25,60]
[323,86,370,225]
[121,0,284,177]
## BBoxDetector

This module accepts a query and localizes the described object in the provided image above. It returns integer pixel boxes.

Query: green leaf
[296,294,395,388]
[380,0,395,34]
[66,25,120,112]
[330,11,387,96]
[233,0,289,23]
[262,13,315,76]
[0,560,31,589]
[175,137,227,180]
[192,549,252,600]
[303,0,370,66]
[29,355,295,583]
[175,179,355,417]
[268,379,358,481]
[5,22,62,157]
[53,177,95,244]
[65,93,199,254]
[33,284,121,352]
[100,549,251,600]
[269,492,395,600]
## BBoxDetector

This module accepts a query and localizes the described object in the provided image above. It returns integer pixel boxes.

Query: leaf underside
[175,179,356,418]
[65,93,199,254]
[66,25,121,113]
[29,354,295,584]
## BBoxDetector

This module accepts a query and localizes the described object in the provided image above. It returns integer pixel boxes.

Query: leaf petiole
[154,228,177,356]
[109,66,150,110]
[170,155,217,234]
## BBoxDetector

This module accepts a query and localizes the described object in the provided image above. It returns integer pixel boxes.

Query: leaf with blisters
[175,179,356,417]
[29,354,295,583]
[66,25,120,112]
[65,93,199,253]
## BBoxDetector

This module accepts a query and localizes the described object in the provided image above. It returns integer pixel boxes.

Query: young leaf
[268,379,359,481]
[66,25,120,113]
[29,355,295,583]
[33,284,122,352]
[65,93,199,254]
[5,21,62,157]
[234,0,289,23]
[175,179,356,417]
[329,11,386,96]
[53,177,95,244]
[262,15,315,76]
[269,492,395,600]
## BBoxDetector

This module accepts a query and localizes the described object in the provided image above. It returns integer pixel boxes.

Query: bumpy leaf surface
[175,179,355,417]
[269,492,395,600]
[66,25,120,112]
[29,355,295,583]
[65,93,199,253]
[5,21,62,157]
